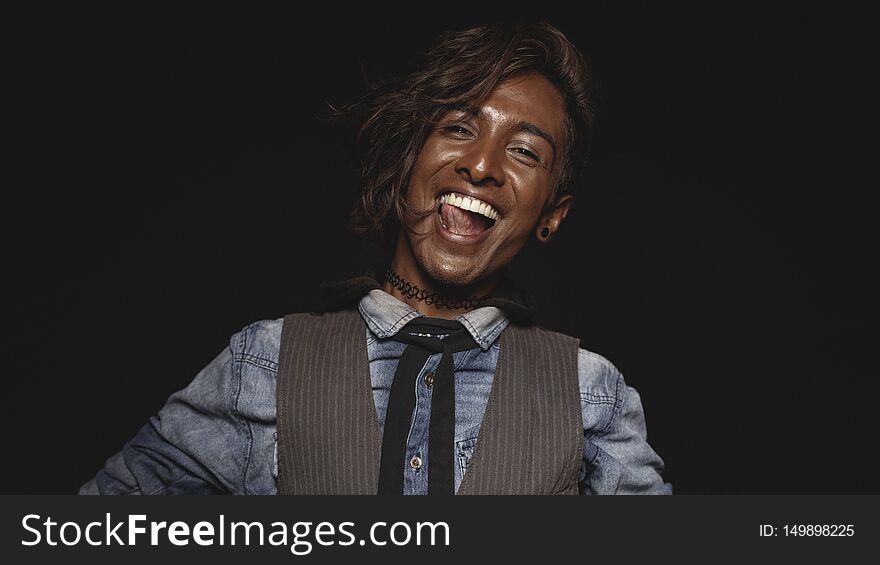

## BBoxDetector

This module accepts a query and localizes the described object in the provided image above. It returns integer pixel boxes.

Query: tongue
[440,203,490,236]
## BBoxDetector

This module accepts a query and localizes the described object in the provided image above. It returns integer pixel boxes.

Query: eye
[509,146,541,163]
[441,124,475,138]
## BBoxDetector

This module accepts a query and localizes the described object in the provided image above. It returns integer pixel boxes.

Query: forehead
[474,73,566,140]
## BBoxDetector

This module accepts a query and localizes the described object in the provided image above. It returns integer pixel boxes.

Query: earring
[540,227,551,239]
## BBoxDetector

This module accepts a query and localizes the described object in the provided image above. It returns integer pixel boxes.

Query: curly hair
[342,21,593,242]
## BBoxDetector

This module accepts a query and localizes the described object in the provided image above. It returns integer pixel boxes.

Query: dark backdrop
[3,5,875,493]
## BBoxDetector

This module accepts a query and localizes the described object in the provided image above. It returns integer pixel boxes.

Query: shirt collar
[357,289,509,351]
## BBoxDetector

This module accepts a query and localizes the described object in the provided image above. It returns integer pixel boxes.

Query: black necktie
[377,317,479,495]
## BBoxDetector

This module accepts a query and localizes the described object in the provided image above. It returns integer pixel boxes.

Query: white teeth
[440,192,499,221]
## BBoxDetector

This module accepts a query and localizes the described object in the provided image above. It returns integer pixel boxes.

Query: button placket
[404,356,438,491]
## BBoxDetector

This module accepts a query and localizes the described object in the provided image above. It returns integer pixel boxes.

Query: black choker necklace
[384,268,489,310]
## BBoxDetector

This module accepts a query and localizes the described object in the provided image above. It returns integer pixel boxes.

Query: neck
[383,251,500,320]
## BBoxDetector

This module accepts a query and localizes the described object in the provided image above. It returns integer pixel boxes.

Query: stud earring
[540,227,551,238]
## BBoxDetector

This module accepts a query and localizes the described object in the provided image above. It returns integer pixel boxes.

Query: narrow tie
[377,317,478,495]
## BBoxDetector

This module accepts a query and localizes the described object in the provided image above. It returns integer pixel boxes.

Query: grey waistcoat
[275,309,583,495]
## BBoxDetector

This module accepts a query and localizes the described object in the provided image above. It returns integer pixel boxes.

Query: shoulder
[577,348,624,399]
[505,325,628,417]
[503,323,581,349]
[577,347,648,437]
[227,311,355,369]
[229,317,285,370]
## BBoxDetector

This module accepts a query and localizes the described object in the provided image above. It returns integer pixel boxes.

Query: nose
[454,137,506,187]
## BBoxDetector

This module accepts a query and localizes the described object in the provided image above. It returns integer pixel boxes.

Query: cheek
[416,137,461,175]
[509,162,556,200]
[508,179,554,224]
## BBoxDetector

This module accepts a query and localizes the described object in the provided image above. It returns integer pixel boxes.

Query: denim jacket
[79,289,672,495]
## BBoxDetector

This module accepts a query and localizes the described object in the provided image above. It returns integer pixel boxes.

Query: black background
[2,4,876,493]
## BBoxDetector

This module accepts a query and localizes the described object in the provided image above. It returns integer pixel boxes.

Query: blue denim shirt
[79,290,672,495]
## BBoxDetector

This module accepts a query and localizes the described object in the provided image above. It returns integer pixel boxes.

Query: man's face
[400,72,571,288]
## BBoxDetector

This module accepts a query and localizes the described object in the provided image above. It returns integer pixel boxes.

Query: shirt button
[409,455,422,470]
[424,372,434,388]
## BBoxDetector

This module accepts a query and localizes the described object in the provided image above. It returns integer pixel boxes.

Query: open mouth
[437,192,499,237]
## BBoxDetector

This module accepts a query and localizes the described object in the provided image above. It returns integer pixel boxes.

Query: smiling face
[392,72,574,293]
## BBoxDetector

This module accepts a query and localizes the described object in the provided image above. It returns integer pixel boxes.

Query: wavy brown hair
[342,21,593,242]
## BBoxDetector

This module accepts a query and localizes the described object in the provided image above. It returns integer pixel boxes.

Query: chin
[417,248,493,288]
[402,216,511,289]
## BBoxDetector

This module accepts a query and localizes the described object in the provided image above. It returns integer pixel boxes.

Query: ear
[535,194,574,243]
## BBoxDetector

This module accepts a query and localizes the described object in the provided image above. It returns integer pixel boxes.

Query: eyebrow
[513,121,558,158]
[450,104,558,159]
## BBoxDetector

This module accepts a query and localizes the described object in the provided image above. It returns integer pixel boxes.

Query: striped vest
[275,309,582,494]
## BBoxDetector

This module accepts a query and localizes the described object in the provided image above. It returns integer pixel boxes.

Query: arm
[79,330,258,495]
[577,349,673,495]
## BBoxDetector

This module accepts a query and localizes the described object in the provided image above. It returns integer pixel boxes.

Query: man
[80,21,672,495]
